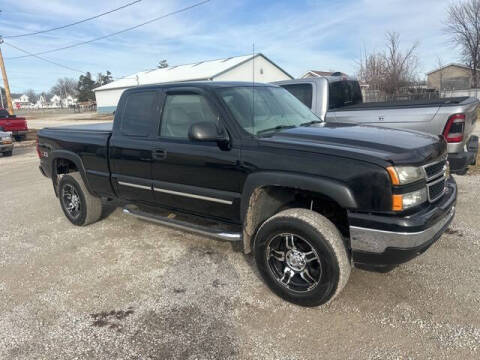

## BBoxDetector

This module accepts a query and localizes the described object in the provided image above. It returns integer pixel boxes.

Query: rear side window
[0,109,9,118]
[121,91,157,136]
[160,94,219,139]
[281,84,313,108]
[328,81,362,109]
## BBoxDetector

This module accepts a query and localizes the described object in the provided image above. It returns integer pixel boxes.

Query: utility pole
[0,37,14,114]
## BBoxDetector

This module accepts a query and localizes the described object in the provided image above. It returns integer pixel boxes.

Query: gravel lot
[0,146,479,359]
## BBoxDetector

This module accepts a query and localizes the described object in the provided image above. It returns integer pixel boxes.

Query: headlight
[392,188,427,211]
[387,166,425,185]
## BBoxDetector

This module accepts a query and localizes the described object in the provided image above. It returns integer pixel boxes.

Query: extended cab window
[328,80,362,109]
[160,94,218,139]
[281,84,313,108]
[121,91,157,136]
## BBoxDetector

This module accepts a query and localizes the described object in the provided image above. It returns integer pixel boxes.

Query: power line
[3,0,142,38]
[6,0,211,60]
[3,41,86,73]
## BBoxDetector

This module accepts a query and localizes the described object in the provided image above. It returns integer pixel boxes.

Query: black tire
[254,208,350,307]
[455,167,468,176]
[58,172,102,226]
[3,151,13,157]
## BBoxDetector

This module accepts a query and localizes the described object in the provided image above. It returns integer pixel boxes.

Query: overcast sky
[0,0,459,93]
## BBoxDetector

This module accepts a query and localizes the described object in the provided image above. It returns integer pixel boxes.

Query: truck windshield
[217,86,321,136]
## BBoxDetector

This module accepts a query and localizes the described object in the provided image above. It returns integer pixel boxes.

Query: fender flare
[49,150,96,196]
[240,171,357,222]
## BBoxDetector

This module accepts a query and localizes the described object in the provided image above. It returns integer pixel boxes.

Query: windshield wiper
[256,125,297,136]
[300,120,323,127]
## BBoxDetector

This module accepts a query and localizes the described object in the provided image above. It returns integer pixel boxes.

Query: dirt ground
[0,146,479,359]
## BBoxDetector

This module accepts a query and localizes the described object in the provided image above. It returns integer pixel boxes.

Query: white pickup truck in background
[275,76,479,174]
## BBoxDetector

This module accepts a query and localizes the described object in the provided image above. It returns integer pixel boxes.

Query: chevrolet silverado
[38,82,456,306]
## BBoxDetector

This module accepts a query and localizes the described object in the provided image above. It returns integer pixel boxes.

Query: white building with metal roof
[93,53,293,113]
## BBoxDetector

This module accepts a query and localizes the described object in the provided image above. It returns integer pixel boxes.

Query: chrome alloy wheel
[266,233,322,292]
[61,184,81,219]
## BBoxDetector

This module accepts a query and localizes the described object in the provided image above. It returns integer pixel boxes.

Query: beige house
[427,63,480,90]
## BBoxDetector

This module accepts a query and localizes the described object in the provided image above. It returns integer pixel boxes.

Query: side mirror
[188,122,229,144]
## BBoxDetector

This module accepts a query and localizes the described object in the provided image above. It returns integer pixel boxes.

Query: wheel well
[54,158,78,175]
[52,158,79,196]
[243,186,349,254]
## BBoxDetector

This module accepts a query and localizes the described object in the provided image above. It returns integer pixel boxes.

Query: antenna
[252,42,255,133]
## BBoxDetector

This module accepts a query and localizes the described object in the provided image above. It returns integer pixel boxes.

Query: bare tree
[383,32,419,94]
[357,32,419,96]
[50,77,78,98]
[446,0,480,88]
[24,89,39,104]
[357,49,387,91]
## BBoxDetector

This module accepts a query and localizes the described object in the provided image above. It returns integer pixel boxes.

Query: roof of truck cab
[122,81,277,92]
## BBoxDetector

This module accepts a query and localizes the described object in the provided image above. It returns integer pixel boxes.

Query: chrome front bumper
[350,205,455,254]
[0,143,14,151]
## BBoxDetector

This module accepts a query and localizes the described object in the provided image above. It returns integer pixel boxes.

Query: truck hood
[260,122,446,165]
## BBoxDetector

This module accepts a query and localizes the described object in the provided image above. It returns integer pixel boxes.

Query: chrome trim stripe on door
[153,187,233,205]
[118,181,152,191]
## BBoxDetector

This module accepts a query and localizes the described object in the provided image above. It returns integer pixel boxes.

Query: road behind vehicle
[0,130,13,156]
[275,76,479,174]
[0,108,28,141]
[38,81,456,307]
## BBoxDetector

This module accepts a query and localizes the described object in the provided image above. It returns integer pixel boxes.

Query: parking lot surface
[1,146,479,359]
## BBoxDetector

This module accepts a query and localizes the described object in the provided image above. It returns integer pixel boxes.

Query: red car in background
[0,108,28,140]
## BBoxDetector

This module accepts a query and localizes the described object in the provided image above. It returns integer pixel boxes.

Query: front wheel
[58,172,102,226]
[254,208,351,307]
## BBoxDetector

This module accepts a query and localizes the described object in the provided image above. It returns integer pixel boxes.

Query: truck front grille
[424,158,447,202]
[427,177,446,202]
[424,159,446,180]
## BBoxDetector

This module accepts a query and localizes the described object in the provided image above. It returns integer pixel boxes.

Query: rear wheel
[58,172,102,226]
[3,151,12,157]
[254,208,350,306]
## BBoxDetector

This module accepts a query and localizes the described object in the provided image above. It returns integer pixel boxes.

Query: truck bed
[44,122,113,132]
[38,122,114,198]
[335,97,471,111]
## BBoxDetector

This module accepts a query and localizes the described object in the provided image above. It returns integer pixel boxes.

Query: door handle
[152,148,167,160]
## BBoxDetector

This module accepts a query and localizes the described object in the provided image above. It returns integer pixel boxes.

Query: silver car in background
[276,76,479,174]
[0,130,14,157]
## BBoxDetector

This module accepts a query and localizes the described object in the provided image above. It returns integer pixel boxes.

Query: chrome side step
[123,208,242,242]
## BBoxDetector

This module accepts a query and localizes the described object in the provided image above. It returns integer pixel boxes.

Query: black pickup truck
[38,82,456,306]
